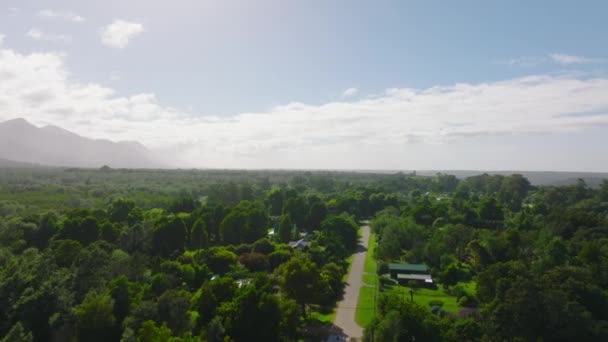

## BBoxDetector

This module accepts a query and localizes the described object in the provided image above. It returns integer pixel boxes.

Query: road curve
[333,224,370,340]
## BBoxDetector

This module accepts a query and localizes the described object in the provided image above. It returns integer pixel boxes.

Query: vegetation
[364,174,608,341]
[0,168,607,341]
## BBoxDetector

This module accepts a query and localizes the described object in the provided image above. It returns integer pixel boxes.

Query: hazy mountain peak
[1,117,36,129]
[41,124,82,138]
[0,118,164,168]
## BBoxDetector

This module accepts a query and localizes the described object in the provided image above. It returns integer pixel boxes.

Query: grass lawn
[355,286,377,327]
[362,231,378,286]
[385,286,459,313]
[364,232,377,274]
[309,306,336,323]
[383,281,477,314]
[362,273,377,286]
[355,230,379,328]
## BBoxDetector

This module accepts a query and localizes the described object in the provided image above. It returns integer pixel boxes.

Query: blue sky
[1,0,608,170]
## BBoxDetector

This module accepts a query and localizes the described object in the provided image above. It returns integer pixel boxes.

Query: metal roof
[396,273,432,280]
[388,263,429,272]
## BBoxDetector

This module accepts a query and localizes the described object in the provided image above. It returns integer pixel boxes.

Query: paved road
[333,224,371,341]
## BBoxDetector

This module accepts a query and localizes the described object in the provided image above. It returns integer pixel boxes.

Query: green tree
[497,174,531,212]
[278,214,293,243]
[278,257,320,314]
[100,221,120,243]
[321,215,359,253]
[219,211,246,245]
[194,277,238,327]
[205,317,225,342]
[365,293,446,342]
[1,323,33,342]
[283,197,308,228]
[109,275,131,325]
[58,215,100,245]
[265,188,284,216]
[411,199,436,226]
[74,291,116,342]
[52,239,82,267]
[168,196,199,214]
[157,289,191,335]
[219,284,283,341]
[137,321,173,342]
[204,247,237,274]
[478,197,504,223]
[439,263,466,288]
[252,238,275,255]
[152,216,187,257]
[108,198,135,223]
[190,218,208,249]
[307,202,327,231]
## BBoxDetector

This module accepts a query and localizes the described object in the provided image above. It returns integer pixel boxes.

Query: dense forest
[0,168,607,341]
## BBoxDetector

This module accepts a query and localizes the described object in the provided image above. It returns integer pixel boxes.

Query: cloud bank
[100,20,144,48]
[1,45,608,168]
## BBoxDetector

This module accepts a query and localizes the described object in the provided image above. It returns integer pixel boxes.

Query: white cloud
[1,45,608,168]
[506,54,601,67]
[100,20,144,49]
[38,9,84,22]
[506,56,547,67]
[342,87,358,98]
[26,29,71,43]
[550,53,594,65]
[0,34,5,45]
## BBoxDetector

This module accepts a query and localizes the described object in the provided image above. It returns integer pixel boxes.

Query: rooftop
[388,263,429,273]
[288,239,312,249]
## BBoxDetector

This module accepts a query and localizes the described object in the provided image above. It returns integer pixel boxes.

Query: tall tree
[278,257,321,314]
[151,216,187,257]
[190,217,208,249]
[278,214,293,243]
[74,292,116,342]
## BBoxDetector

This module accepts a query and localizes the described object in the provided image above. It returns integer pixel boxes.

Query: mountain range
[0,118,163,168]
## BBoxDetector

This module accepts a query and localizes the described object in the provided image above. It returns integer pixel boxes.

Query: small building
[388,263,433,285]
[288,238,311,251]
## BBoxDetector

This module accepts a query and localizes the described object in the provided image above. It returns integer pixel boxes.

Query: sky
[1,0,608,171]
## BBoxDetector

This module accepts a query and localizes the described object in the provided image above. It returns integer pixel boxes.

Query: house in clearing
[388,263,433,285]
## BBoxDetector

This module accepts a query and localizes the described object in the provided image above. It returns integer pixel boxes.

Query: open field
[383,283,475,314]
